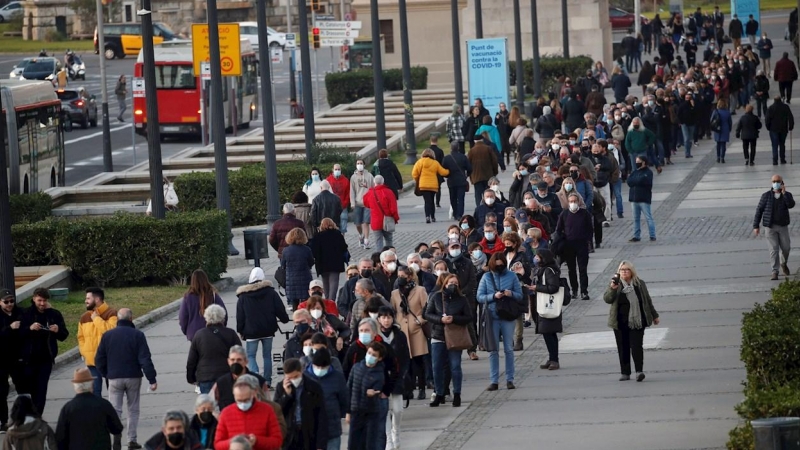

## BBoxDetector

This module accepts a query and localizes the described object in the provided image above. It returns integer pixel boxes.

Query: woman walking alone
[531,249,563,370]
[311,218,348,301]
[711,98,733,163]
[179,269,227,341]
[412,148,449,224]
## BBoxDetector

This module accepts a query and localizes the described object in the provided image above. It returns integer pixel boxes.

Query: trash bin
[243,228,269,267]
[49,288,69,302]
[752,417,800,450]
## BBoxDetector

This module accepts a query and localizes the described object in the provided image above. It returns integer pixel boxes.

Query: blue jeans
[431,342,463,395]
[198,381,215,394]
[716,141,727,159]
[632,202,656,240]
[612,178,624,215]
[88,366,103,396]
[339,208,348,233]
[377,397,389,449]
[348,412,383,450]
[681,124,696,156]
[654,139,666,166]
[246,337,274,387]
[326,437,341,450]
[489,317,516,384]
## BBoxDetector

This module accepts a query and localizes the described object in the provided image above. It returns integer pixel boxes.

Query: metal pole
[634,0,641,38]
[270,57,277,124]
[131,84,137,165]
[139,1,165,219]
[370,0,387,151]
[530,0,542,99]
[451,0,463,110]
[561,0,569,58]
[298,0,315,160]
[398,0,416,165]
[257,0,281,223]
[287,0,297,101]
[313,47,320,112]
[475,0,483,38]
[513,0,523,110]
[0,86,14,289]
[96,0,113,172]
[207,0,239,255]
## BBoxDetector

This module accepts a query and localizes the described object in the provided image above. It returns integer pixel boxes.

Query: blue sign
[731,0,760,37]
[466,38,510,122]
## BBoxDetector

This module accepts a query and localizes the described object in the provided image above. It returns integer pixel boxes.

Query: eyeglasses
[1,300,13,305]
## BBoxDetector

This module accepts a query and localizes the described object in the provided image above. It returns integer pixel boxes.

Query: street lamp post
[0,86,13,289]
[370,0,387,151]
[297,0,315,161]
[475,0,483,38]
[530,0,542,99]
[207,0,239,255]
[513,0,524,110]
[95,0,113,172]
[451,0,463,112]
[399,0,416,164]
[561,0,569,58]
[256,0,281,223]
[138,1,165,219]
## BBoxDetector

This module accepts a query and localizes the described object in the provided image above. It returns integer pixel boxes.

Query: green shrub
[325,67,429,107]
[11,211,228,285]
[727,423,754,450]
[311,142,358,176]
[10,192,52,225]
[509,55,595,97]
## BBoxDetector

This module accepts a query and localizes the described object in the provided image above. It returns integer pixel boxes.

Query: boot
[416,388,426,400]
[452,394,462,407]
[112,435,122,450]
[513,338,523,351]
[429,394,444,407]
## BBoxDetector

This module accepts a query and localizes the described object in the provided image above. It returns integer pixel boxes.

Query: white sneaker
[194,385,201,394]
[602,221,611,228]
[364,238,372,249]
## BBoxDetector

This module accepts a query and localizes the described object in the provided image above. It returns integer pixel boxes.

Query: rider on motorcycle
[39,49,47,57]
[64,50,75,66]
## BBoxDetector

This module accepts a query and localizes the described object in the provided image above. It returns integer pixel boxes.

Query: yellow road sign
[191,23,241,76]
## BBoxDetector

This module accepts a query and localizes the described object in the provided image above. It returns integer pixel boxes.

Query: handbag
[407,307,431,340]
[413,175,422,197]
[372,190,396,232]
[560,277,572,306]
[443,298,472,351]
[536,269,565,319]
[490,274,525,321]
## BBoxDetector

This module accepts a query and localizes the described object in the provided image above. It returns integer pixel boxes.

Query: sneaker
[364,240,372,249]
[128,442,143,450]
[506,381,516,390]
[486,383,499,391]
[650,237,657,242]
[469,351,479,361]
[771,272,779,280]
[581,293,590,301]
[0,423,7,434]
[194,385,201,394]
[617,212,624,219]
[636,372,646,382]
[782,263,791,276]
[571,290,578,299]
[619,374,631,381]
[602,221,610,228]
[629,237,641,242]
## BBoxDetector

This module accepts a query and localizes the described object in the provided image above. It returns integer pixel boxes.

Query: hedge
[11,211,228,286]
[325,67,428,107]
[727,280,800,449]
[509,55,595,97]
[10,192,52,225]
[175,143,358,227]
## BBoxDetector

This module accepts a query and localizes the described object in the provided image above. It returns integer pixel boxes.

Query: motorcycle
[67,55,86,81]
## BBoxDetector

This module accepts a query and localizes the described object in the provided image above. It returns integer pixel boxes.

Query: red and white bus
[133,39,259,138]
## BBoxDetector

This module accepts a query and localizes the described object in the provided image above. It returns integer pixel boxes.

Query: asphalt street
[0,47,335,185]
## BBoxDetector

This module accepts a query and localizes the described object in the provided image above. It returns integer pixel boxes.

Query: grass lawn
[34,285,188,354]
[0,24,95,54]
[641,0,795,18]
[389,139,453,181]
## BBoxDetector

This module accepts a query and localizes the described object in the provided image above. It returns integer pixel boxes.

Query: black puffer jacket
[423,290,472,342]
[186,325,242,384]
[235,280,290,340]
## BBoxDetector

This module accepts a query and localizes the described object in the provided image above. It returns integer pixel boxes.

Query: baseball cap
[309,279,324,290]
[448,239,461,248]
[0,288,13,300]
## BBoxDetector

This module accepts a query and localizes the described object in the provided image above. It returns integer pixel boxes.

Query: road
[0,48,335,185]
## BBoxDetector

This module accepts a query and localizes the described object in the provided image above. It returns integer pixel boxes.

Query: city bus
[132,39,259,139]
[3,80,66,194]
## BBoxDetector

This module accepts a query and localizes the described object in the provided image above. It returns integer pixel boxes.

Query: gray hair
[73,381,93,394]
[283,203,295,214]
[117,308,132,321]
[195,394,216,409]
[203,304,226,325]
[374,175,385,185]
[356,277,376,294]
[358,317,379,334]
[406,252,421,264]
[359,257,374,268]
[234,374,260,390]
[380,250,396,263]
[162,410,190,428]
[229,345,246,359]
[230,435,253,450]
[320,180,331,191]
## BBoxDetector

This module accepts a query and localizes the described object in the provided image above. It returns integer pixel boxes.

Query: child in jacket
[346,342,386,450]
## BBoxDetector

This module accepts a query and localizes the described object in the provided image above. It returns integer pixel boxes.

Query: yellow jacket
[77,302,118,366]
[411,157,449,192]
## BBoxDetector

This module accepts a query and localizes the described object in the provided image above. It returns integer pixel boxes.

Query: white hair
[203,304,227,325]
[195,394,216,409]
[283,203,295,214]
[320,180,331,191]
[359,317,379,334]
[374,175,385,185]
[229,345,246,358]
[230,435,253,450]
[380,249,396,263]
[73,381,93,394]
[406,252,421,264]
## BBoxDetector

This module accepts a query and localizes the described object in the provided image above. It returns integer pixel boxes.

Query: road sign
[315,21,362,30]
[191,23,241,76]
[320,29,359,38]
[344,13,352,20]
[132,78,145,98]
[271,47,283,63]
[200,63,211,81]
[321,38,354,47]
[316,14,335,20]
[285,33,296,49]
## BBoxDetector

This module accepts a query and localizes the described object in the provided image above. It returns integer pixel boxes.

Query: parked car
[609,7,646,29]
[238,22,287,50]
[0,1,22,22]
[20,57,61,83]
[56,87,98,129]
[9,57,32,79]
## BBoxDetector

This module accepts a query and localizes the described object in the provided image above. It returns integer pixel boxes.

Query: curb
[52,277,235,372]
[400,180,416,194]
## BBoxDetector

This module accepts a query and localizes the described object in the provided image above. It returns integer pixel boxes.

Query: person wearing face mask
[337,258,389,321]
[189,395,219,450]
[274,357,328,450]
[372,250,400,302]
[371,149,404,199]
[736,104,763,166]
[309,180,343,238]
[304,295,349,352]
[753,175,795,280]
[711,98,733,163]
[473,190,506,228]
[441,144,472,220]
[503,233,532,352]
[533,181,563,226]
[145,410,202,450]
[390,267,431,398]
[535,105,558,140]
[350,159,376,250]
[478,222,505,259]
[467,135,500,207]
[556,176,586,212]
[284,309,314,362]
[488,176,509,206]
[214,378,283,449]
[345,341,387,450]
[519,196,552,240]
[627,157,657,243]
[305,348,347,450]
[509,162,533,208]
[758,33,773,76]
[555,193,594,300]
[348,279,393,343]
[326,163,351,232]
[302,167,323,202]
[562,89,586,133]
[211,346,270,411]
[443,239,479,360]
[406,253,438,294]
[186,305,242,395]
[374,307,410,449]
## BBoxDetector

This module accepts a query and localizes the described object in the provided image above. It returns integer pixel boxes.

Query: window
[154,64,195,89]
[379,19,394,54]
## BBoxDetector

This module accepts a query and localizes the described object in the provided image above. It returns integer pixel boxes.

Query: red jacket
[214,401,283,450]
[479,237,505,257]
[362,184,399,232]
[297,298,339,316]
[774,57,799,83]
[326,173,351,209]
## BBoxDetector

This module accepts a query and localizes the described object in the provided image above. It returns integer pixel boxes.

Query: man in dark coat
[441,146,472,220]
[766,95,795,165]
[585,84,606,118]
[429,133,446,208]
[310,180,343,232]
[753,173,795,280]
[336,258,389,320]
[728,14,744,49]
[773,52,799,103]
[372,149,404,199]
[745,14,759,44]
[186,305,242,394]
[466,140,499,208]
[269,203,306,259]
[621,29,637,73]
[274,358,329,450]
[562,90,586,132]
[0,288,25,432]
[56,367,124,450]
[626,156,656,242]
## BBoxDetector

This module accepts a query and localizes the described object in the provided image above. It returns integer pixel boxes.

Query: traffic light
[311,0,321,11]
[313,27,320,49]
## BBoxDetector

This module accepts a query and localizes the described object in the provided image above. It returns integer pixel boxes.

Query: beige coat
[390,286,430,357]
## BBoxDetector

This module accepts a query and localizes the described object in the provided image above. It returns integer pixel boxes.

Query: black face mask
[633,125,640,130]
[397,277,408,288]
[505,245,514,252]
[360,269,372,279]
[445,285,457,295]
[230,362,245,376]
[494,264,507,273]
[167,432,184,447]
[199,411,214,424]
[295,323,310,336]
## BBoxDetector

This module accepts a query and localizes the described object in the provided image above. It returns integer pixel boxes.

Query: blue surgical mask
[504,226,512,233]
[312,174,320,182]
[472,249,483,259]
[312,366,329,377]
[236,399,253,412]
[773,182,782,191]
[533,256,540,265]
[520,170,528,176]
[607,118,614,125]
[460,223,469,230]
[333,169,341,177]
[365,354,378,366]
[359,332,373,344]
[485,232,495,240]
[545,166,551,172]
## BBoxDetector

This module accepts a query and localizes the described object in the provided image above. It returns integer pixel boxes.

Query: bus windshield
[154,64,194,89]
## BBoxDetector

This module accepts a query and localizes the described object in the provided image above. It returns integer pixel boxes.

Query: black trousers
[25,362,53,415]
[473,181,489,208]
[435,182,442,206]
[613,322,645,375]
[742,139,757,163]
[756,96,768,117]
[411,355,426,390]
[779,81,794,102]
[286,427,305,450]
[563,241,589,294]
[0,363,27,424]
[449,185,466,220]
[542,333,559,363]
[421,191,436,220]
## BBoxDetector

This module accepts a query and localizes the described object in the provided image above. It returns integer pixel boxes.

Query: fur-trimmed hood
[236,280,273,295]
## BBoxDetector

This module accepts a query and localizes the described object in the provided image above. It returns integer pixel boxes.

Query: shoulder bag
[536,268,565,319]
[446,154,468,192]
[372,190,396,232]
[443,295,473,351]
[405,294,431,339]
[490,274,525,321]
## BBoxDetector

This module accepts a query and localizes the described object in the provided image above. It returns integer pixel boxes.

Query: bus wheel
[104,46,117,60]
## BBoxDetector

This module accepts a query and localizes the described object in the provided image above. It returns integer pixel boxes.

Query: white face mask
[564,183,573,192]
[409,263,420,272]
[310,309,323,320]
[385,262,397,273]
[303,346,313,356]
[290,377,303,388]
[356,164,364,171]
[434,269,444,277]
[236,399,254,412]
[449,233,459,240]
[490,185,499,192]
[569,202,579,212]
[485,197,495,205]
[369,313,379,319]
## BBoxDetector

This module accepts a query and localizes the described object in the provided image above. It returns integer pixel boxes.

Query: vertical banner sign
[466,38,509,120]
[731,0,761,37]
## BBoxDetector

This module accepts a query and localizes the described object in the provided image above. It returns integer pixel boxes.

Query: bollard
[752,417,800,450]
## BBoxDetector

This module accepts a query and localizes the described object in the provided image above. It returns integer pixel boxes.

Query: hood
[6,419,47,440]
[236,280,273,295]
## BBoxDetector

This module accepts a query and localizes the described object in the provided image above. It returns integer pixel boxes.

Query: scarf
[471,252,487,271]
[621,279,644,329]
[379,328,395,344]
